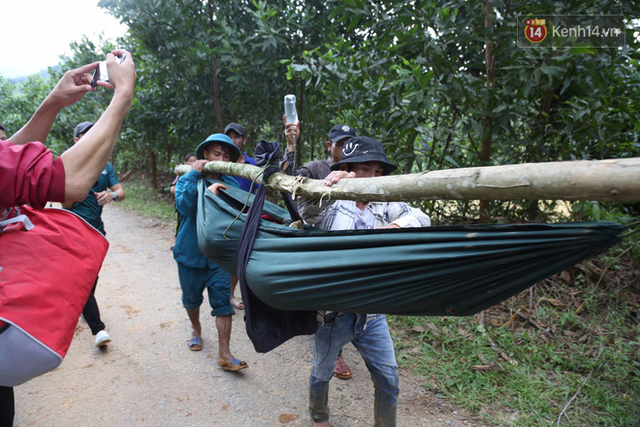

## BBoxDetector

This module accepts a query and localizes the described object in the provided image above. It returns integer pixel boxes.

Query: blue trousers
[309,313,399,426]
[176,262,234,316]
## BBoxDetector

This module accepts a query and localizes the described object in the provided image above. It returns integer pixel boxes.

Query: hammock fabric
[197,178,625,352]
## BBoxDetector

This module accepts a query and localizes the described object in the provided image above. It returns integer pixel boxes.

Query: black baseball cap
[224,123,245,137]
[74,121,94,138]
[331,136,398,175]
[327,124,356,143]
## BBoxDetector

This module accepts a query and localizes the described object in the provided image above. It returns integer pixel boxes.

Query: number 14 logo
[525,19,547,43]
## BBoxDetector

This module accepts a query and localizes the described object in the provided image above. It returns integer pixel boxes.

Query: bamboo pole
[175,157,640,202]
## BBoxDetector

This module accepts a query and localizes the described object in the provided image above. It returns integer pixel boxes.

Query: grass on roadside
[390,248,640,426]
[119,176,177,224]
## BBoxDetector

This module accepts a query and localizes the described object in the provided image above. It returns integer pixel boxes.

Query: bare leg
[186,307,203,351]
[186,307,202,338]
[216,314,233,363]
[215,314,248,371]
[230,276,238,300]
[230,276,243,309]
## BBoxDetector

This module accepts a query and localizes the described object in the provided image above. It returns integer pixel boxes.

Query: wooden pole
[175,157,640,202]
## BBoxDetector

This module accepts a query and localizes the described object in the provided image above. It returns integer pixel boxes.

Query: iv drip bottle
[284,94,298,124]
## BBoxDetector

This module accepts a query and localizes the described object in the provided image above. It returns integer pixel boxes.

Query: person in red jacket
[0,49,136,427]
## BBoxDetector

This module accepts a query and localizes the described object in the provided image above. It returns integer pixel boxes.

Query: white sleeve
[388,202,431,228]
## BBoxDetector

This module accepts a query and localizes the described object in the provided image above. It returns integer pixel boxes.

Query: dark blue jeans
[309,313,399,426]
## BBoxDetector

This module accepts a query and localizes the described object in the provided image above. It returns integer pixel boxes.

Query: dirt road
[13,205,481,427]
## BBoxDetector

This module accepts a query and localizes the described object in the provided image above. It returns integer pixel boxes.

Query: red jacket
[0,140,65,209]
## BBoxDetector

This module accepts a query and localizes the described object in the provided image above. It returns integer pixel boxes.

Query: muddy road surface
[14,205,482,427]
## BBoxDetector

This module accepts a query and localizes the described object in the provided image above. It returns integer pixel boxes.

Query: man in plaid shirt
[300,136,430,427]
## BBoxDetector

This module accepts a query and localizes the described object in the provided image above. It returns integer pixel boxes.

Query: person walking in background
[173,133,248,371]
[170,153,196,195]
[281,123,355,179]
[223,122,258,310]
[62,121,126,349]
[224,122,258,194]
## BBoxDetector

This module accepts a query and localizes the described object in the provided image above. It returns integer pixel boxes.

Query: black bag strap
[235,141,317,353]
[253,140,302,222]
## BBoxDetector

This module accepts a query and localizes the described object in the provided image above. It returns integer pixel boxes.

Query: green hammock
[197,181,625,317]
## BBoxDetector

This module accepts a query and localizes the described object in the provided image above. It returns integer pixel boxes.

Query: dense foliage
[2,1,638,204]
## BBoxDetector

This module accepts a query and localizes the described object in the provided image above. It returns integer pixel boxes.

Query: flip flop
[188,337,203,351]
[334,355,352,380]
[218,358,248,371]
[230,297,244,310]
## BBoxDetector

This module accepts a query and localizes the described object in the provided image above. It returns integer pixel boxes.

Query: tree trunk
[480,0,496,222]
[208,1,223,132]
[296,70,304,171]
[175,157,640,202]
[150,150,158,190]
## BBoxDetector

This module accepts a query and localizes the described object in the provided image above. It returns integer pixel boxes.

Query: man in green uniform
[62,121,125,348]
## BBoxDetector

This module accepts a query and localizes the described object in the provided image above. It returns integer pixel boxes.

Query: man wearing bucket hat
[173,133,249,371]
[299,136,431,427]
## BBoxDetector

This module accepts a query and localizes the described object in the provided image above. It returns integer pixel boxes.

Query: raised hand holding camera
[91,54,127,88]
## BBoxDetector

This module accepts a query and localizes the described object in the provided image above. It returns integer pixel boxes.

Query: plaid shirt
[281,148,333,179]
[283,148,430,230]
[302,195,431,320]
[299,198,431,230]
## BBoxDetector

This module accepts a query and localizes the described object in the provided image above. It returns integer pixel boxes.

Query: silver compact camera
[91,54,126,88]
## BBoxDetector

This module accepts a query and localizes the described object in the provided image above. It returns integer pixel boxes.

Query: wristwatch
[110,191,118,201]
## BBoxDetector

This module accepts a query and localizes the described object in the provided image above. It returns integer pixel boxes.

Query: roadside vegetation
[388,203,639,426]
[120,175,177,224]
[391,245,639,426]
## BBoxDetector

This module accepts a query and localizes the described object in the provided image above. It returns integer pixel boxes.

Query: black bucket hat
[331,136,397,175]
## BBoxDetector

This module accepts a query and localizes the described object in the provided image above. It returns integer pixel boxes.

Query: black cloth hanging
[234,141,316,353]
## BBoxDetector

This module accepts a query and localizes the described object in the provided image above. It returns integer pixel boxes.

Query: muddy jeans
[309,313,398,426]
